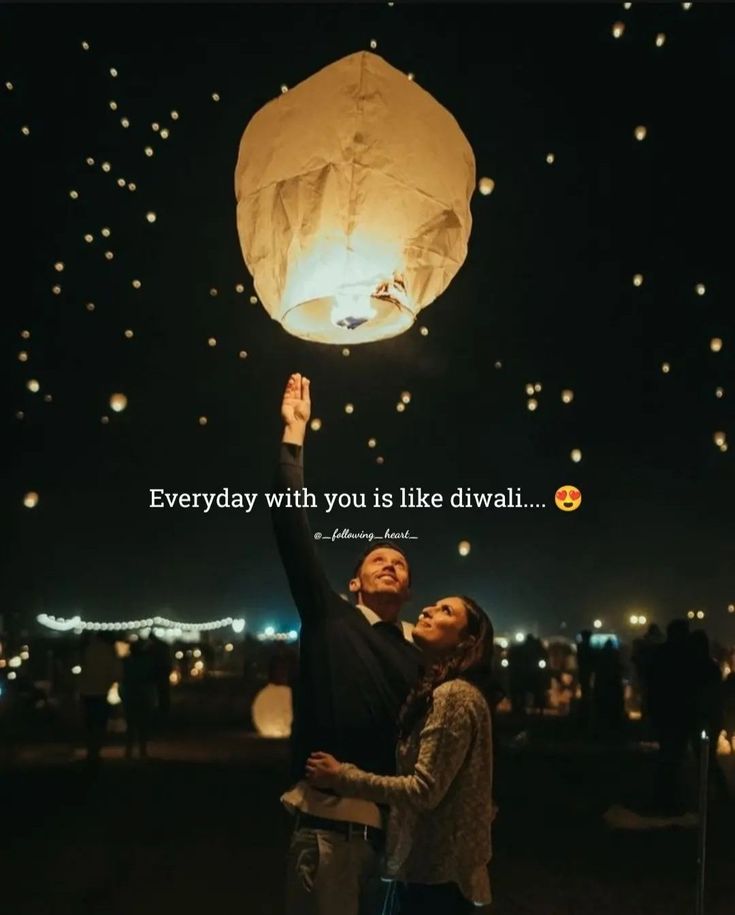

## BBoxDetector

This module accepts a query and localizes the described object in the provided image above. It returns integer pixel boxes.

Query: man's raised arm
[272,373,334,623]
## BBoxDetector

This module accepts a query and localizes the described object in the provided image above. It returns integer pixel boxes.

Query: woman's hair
[397,596,495,739]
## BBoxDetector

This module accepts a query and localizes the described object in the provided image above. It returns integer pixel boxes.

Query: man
[273,372,422,915]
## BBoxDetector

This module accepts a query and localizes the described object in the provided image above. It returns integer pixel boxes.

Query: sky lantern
[235,51,475,344]
[251,683,293,738]
[109,393,128,413]
[458,540,471,557]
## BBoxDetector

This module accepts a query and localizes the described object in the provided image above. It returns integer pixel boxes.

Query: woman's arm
[307,682,480,812]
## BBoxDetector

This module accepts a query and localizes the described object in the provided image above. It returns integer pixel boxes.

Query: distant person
[148,632,173,724]
[307,596,495,915]
[593,639,625,733]
[576,630,595,730]
[78,632,121,766]
[648,620,697,814]
[690,631,729,801]
[121,639,157,760]
[528,636,549,713]
[632,624,663,732]
[508,636,531,720]
[723,671,735,753]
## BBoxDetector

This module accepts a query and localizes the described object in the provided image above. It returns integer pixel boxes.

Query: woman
[306,595,494,914]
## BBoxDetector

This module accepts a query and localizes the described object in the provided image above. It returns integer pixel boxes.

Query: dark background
[4,2,734,638]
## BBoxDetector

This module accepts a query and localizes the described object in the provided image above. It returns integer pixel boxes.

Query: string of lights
[36,613,246,634]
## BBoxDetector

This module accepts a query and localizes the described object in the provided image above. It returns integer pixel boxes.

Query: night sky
[5,2,734,640]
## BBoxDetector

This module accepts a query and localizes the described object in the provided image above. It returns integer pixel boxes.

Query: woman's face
[412,596,469,654]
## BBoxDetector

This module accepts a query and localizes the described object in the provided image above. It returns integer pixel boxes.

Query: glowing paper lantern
[634,126,647,142]
[458,540,471,557]
[571,449,582,463]
[714,431,726,447]
[23,491,39,509]
[612,22,625,38]
[561,389,574,403]
[110,393,128,413]
[235,52,475,344]
[251,683,293,738]
[710,337,723,353]
[478,177,495,196]
[661,362,671,374]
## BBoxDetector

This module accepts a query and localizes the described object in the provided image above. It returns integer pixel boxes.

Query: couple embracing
[273,374,495,915]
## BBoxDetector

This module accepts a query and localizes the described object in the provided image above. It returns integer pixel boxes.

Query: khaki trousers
[285,826,388,915]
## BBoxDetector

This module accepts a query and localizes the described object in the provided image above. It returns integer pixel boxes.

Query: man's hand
[305,751,341,788]
[281,373,311,446]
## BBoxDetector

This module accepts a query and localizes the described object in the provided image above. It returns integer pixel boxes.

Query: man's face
[350,548,410,601]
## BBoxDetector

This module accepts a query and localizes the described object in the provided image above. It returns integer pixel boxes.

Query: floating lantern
[571,448,582,463]
[310,418,322,431]
[27,379,40,393]
[714,431,726,447]
[633,273,644,286]
[110,393,128,413]
[235,52,475,344]
[710,337,723,353]
[612,22,625,38]
[525,383,535,396]
[368,437,377,448]
[251,683,293,738]
[396,402,406,413]
[458,540,471,557]
[400,391,412,404]
[478,177,495,195]
[561,389,574,403]
[634,125,647,142]
[527,399,538,412]
[198,416,208,426]
[546,153,555,164]
[696,283,706,296]
[23,491,39,509]
[655,33,666,47]
[146,212,157,223]
[715,387,724,399]
[345,403,355,415]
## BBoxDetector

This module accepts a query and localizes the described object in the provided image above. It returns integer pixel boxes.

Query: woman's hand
[305,751,341,788]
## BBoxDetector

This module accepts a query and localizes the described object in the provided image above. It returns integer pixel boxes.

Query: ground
[3,718,734,915]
